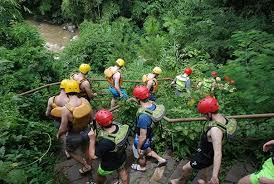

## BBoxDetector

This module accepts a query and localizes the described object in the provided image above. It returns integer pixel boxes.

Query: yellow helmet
[115,58,125,67]
[79,64,91,74]
[60,79,68,89]
[152,67,162,75]
[65,80,80,93]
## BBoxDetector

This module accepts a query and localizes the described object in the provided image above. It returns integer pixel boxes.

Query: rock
[223,161,255,183]
[70,35,79,41]
[169,160,189,181]
[63,23,76,33]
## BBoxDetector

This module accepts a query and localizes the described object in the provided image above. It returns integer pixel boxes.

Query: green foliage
[57,18,138,76]
[223,30,274,112]
[1,0,274,183]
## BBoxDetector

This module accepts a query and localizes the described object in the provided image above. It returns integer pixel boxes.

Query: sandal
[79,165,92,175]
[157,159,167,167]
[131,164,146,172]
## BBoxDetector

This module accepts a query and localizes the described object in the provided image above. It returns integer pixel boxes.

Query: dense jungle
[0,0,274,183]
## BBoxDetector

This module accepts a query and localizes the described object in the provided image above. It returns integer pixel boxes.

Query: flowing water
[26,19,79,52]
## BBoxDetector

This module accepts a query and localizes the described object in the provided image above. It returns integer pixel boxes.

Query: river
[26,19,79,52]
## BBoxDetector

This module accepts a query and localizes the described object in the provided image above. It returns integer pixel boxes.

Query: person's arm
[185,79,191,93]
[82,81,95,100]
[57,108,69,139]
[263,140,274,152]
[45,97,53,117]
[171,78,176,85]
[146,79,153,91]
[88,129,97,160]
[137,128,147,155]
[209,127,223,184]
[113,72,122,96]
[259,177,274,184]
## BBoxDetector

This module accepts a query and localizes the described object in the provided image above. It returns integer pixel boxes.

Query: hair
[67,92,78,96]
[102,123,113,129]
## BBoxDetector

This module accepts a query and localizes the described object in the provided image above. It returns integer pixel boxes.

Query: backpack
[65,99,92,132]
[206,118,237,140]
[97,123,130,152]
[137,103,166,122]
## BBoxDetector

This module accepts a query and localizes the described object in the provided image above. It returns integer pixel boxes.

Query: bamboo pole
[18,78,173,96]
[18,82,61,96]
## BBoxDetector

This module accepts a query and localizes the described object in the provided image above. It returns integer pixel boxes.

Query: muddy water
[26,19,79,52]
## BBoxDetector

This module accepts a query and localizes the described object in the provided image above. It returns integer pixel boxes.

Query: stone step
[191,166,213,184]
[150,153,179,184]
[168,160,189,182]
[223,160,255,184]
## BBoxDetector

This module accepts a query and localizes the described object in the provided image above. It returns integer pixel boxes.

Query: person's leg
[96,174,107,184]
[69,151,91,169]
[111,97,116,108]
[96,165,113,184]
[170,162,193,184]
[197,167,210,184]
[118,166,129,184]
[146,149,166,164]
[238,175,252,184]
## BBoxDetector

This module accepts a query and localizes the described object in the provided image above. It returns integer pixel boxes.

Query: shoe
[79,165,92,175]
[157,159,167,167]
[131,164,146,172]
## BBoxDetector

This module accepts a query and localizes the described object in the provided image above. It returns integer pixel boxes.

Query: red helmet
[184,67,192,75]
[133,86,150,100]
[197,96,219,114]
[211,71,218,77]
[95,109,113,127]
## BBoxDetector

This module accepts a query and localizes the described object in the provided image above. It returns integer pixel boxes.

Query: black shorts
[66,128,89,152]
[190,148,213,170]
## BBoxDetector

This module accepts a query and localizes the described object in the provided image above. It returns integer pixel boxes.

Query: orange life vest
[50,96,65,118]
[104,67,123,87]
[65,98,92,132]
[71,74,90,99]
[142,74,158,93]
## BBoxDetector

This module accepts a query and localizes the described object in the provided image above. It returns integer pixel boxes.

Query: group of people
[45,59,273,184]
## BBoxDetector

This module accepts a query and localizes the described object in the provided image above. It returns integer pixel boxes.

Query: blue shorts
[108,86,128,99]
[133,134,152,150]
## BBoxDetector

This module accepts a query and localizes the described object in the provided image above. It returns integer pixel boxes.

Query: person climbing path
[71,63,97,101]
[46,79,69,121]
[142,66,162,101]
[197,71,221,98]
[58,80,93,175]
[170,96,237,184]
[104,58,128,108]
[238,139,274,184]
[88,109,129,184]
[131,85,167,172]
[171,67,192,96]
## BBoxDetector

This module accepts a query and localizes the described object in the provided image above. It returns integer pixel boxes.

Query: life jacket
[136,103,166,123]
[50,96,65,118]
[70,73,90,98]
[142,74,158,93]
[97,123,129,152]
[175,75,189,91]
[204,117,237,140]
[104,67,123,87]
[65,98,92,132]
